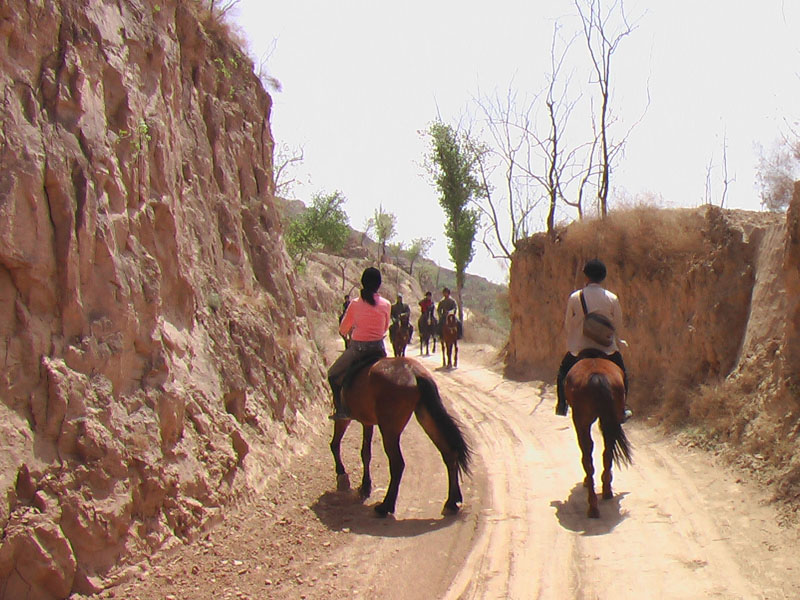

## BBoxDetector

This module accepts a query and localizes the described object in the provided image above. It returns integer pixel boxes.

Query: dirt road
[111,344,800,600]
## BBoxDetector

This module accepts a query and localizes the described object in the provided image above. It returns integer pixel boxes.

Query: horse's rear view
[565,356,632,518]
[329,357,471,516]
[441,311,459,368]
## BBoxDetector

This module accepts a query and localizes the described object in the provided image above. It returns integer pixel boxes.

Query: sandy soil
[90,343,800,600]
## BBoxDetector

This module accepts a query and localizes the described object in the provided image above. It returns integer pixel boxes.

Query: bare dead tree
[254,38,283,92]
[208,0,240,20]
[576,0,636,217]
[471,25,588,252]
[337,258,348,291]
[471,87,537,260]
[704,156,714,205]
[720,133,734,208]
[273,142,304,199]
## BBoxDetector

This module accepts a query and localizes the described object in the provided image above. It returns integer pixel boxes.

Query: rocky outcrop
[0,1,328,598]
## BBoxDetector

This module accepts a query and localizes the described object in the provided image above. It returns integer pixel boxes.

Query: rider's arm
[611,296,623,342]
[339,301,355,336]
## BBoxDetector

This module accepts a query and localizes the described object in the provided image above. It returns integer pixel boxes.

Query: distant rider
[390,293,413,342]
[436,287,463,339]
[418,291,434,316]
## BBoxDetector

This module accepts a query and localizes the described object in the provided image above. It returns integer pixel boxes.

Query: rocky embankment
[0,2,329,598]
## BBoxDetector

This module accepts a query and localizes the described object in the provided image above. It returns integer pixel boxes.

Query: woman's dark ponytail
[359,267,381,306]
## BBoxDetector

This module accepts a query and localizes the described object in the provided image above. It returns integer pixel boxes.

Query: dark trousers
[556,351,628,407]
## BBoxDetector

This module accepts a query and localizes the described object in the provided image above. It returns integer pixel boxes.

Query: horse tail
[591,374,632,468]
[415,375,471,476]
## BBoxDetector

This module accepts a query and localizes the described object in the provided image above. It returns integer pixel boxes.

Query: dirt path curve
[106,344,800,600]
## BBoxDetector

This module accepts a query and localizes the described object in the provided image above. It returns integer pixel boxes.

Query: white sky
[233,1,799,284]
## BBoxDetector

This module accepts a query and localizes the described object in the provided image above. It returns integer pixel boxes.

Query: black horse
[418,309,437,356]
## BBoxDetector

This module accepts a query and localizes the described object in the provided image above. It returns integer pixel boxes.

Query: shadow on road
[311,490,463,538]
[550,483,629,536]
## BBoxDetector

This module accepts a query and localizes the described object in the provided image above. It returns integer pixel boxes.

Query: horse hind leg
[330,420,351,491]
[375,429,405,517]
[415,406,463,514]
[359,425,374,499]
[576,427,599,518]
[601,443,614,500]
[454,342,458,368]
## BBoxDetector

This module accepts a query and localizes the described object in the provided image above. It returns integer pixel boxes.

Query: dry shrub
[565,206,706,279]
[184,0,250,53]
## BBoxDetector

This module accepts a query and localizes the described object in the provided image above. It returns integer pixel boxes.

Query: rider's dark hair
[583,259,607,283]
[360,267,382,305]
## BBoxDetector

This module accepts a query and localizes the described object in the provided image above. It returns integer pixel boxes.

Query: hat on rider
[583,259,607,283]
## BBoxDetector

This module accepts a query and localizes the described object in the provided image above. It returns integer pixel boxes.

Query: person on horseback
[327,267,391,420]
[418,291,434,316]
[390,294,413,342]
[338,294,351,324]
[555,259,632,420]
[436,287,463,339]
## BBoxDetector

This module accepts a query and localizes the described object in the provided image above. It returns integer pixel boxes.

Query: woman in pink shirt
[327,267,391,420]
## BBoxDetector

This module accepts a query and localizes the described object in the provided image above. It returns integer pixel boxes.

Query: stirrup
[623,407,633,422]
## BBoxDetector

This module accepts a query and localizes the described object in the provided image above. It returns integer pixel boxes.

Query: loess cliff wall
[0,1,328,599]
[508,198,800,501]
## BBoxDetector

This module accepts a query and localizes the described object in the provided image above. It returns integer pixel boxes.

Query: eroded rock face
[507,206,789,412]
[0,1,327,597]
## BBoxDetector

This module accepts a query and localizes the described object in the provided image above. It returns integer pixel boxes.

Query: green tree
[426,121,481,321]
[285,191,350,266]
[373,205,397,262]
[405,237,433,275]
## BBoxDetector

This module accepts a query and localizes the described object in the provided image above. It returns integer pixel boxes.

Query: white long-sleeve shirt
[564,283,622,355]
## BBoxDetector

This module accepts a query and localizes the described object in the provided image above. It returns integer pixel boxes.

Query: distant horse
[389,314,412,357]
[330,357,471,516]
[565,349,632,518]
[417,309,437,356]
[441,310,459,368]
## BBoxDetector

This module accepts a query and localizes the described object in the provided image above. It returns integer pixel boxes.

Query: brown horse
[417,310,437,356]
[389,314,412,357]
[441,311,459,368]
[564,349,632,518]
[330,357,471,516]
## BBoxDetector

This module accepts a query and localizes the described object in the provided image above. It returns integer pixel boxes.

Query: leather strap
[579,290,589,315]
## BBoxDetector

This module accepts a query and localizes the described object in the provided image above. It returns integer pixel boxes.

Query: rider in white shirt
[555,259,631,420]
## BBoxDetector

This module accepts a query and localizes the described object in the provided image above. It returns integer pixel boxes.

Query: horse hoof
[336,473,351,491]
[602,490,613,500]
[358,485,372,500]
[374,503,392,517]
[588,507,600,519]
[442,502,460,515]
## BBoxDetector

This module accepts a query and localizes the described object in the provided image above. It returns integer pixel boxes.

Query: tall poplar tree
[426,121,481,321]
